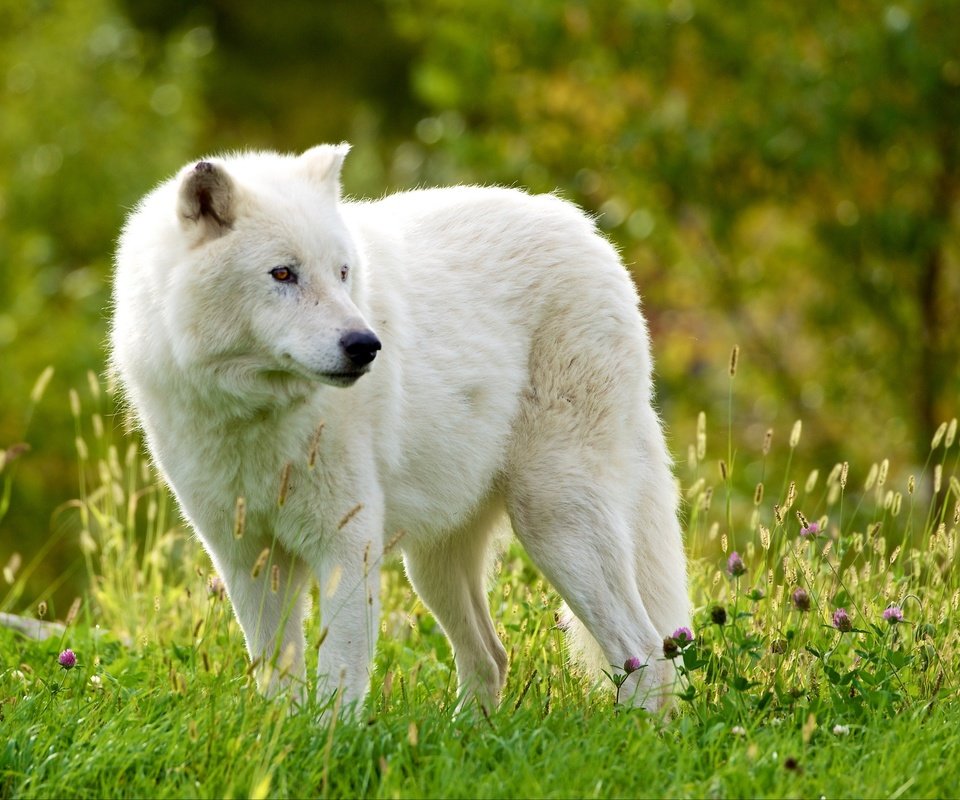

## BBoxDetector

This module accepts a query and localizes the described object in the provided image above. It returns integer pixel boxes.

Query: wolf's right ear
[299,143,350,196]
[177,160,236,239]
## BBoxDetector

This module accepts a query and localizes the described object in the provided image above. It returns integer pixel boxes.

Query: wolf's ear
[299,143,350,194]
[177,160,236,238]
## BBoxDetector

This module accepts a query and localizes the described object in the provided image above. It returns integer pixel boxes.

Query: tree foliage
[0,0,206,571]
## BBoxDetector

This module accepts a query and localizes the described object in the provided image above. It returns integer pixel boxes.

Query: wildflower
[832,608,853,633]
[89,674,103,689]
[58,649,77,670]
[726,551,746,577]
[792,588,811,612]
[799,520,820,538]
[710,605,728,625]
[731,725,746,737]
[882,606,904,625]
[832,724,850,736]
[623,656,643,674]
[662,637,680,659]
[671,627,694,646]
[207,575,225,599]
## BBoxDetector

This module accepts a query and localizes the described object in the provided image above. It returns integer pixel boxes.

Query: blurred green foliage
[1,0,958,604]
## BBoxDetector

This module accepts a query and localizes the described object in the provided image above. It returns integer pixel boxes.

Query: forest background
[1,0,958,610]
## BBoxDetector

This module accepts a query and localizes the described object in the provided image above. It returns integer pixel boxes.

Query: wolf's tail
[557,602,608,678]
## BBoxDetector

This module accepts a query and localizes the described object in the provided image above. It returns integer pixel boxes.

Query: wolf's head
[114,145,380,405]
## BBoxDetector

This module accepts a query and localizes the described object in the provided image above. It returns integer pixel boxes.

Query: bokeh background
[2,0,958,607]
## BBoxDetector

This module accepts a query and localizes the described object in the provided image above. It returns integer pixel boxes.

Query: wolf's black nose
[340,330,381,367]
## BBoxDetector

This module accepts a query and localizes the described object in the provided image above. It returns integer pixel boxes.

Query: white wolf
[111,144,690,713]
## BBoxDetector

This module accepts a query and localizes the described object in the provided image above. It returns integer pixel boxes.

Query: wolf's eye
[270,266,297,284]
[339,264,349,282]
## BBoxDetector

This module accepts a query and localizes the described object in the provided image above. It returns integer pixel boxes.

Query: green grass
[2,366,959,798]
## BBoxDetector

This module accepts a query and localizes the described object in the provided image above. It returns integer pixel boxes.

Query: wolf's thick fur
[111,145,690,712]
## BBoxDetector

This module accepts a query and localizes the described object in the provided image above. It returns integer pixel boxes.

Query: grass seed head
[251,548,270,579]
[66,597,81,625]
[827,462,842,486]
[762,428,773,455]
[865,462,878,491]
[233,496,246,539]
[785,481,797,509]
[946,418,957,448]
[30,366,54,404]
[696,411,707,460]
[789,419,802,448]
[3,553,21,584]
[932,421,947,449]
[308,421,326,468]
[729,344,739,377]
[86,369,101,401]
[277,462,292,506]
[337,503,363,531]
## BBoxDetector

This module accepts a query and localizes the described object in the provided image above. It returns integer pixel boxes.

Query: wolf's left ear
[299,143,350,194]
[177,160,236,239]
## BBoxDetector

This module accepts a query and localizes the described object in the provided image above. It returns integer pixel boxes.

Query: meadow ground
[2,363,959,799]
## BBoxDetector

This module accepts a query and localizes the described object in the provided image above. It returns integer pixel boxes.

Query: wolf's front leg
[313,531,382,716]
[210,537,312,702]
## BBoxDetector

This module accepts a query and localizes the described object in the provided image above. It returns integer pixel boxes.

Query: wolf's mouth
[317,371,365,387]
